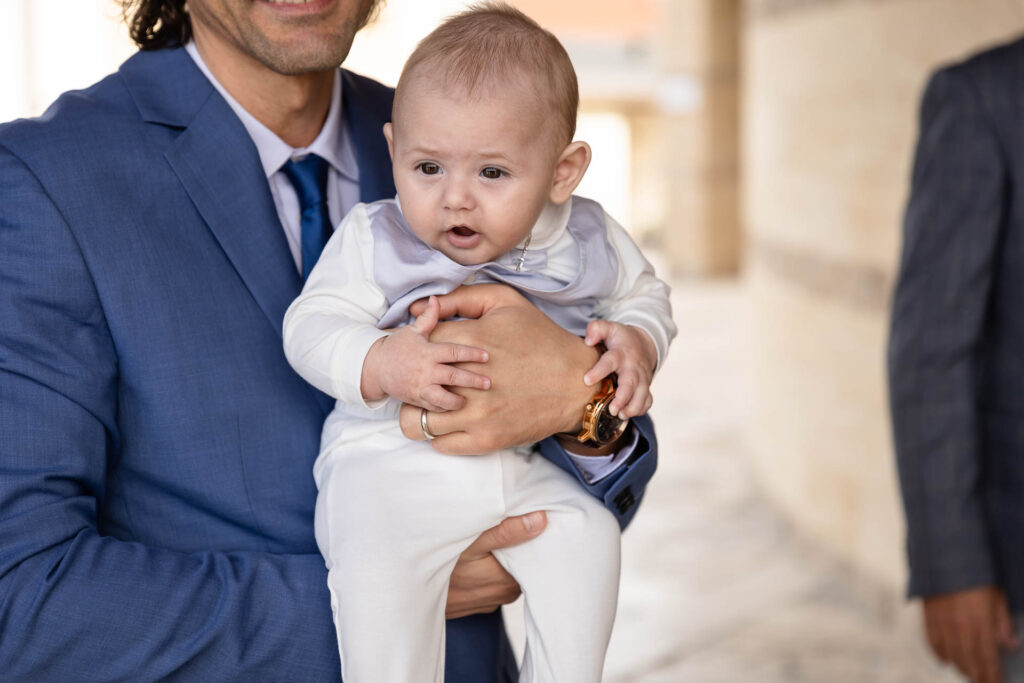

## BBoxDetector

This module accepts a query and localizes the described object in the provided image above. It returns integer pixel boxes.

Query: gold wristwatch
[575,376,629,446]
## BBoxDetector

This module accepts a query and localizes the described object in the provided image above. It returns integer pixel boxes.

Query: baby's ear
[549,141,592,204]
[383,122,395,159]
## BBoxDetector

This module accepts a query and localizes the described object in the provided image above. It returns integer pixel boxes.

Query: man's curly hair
[120,0,192,50]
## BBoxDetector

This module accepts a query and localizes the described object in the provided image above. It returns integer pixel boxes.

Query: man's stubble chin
[250,36,354,76]
[237,17,358,75]
[242,0,381,76]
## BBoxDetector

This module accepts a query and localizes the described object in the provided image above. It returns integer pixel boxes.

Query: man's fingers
[424,403,509,454]
[421,409,461,441]
[946,618,975,682]
[460,512,547,559]
[925,613,946,662]
[445,548,522,619]
[445,563,521,619]
[429,431,484,456]
[995,592,1020,651]
[974,628,1003,683]
[415,408,445,439]
[950,609,999,683]
[961,610,999,683]
[398,403,422,440]
[408,298,428,318]
[922,600,948,662]
[416,284,529,322]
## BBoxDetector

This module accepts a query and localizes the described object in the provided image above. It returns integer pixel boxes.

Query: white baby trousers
[313,423,621,683]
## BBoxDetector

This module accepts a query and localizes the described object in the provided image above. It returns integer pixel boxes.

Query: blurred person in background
[890,35,1024,683]
[0,0,658,679]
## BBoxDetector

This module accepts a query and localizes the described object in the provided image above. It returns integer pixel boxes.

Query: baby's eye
[481,167,504,180]
[417,162,441,175]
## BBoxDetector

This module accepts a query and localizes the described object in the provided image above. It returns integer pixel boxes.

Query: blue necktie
[281,155,331,281]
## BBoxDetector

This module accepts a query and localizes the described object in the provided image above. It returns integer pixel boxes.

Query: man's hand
[407,285,600,455]
[446,511,547,619]
[923,585,1020,683]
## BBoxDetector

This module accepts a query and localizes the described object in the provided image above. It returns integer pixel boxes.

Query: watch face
[595,410,629,444]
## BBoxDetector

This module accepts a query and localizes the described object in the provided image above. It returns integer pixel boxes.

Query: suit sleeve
[539,415,658,530]
[0,146,341,681]
[887,67,1005,598]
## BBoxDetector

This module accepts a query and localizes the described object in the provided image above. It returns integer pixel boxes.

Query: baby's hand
[583,320,657,419]
[367,296,491,411]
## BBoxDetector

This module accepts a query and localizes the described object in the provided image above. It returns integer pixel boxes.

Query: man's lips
[259,0,335,14]
[446,226,481,249]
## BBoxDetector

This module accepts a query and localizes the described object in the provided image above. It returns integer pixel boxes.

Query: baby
[283,3,676,682]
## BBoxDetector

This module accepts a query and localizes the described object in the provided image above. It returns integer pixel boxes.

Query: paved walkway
[504,277,962,682]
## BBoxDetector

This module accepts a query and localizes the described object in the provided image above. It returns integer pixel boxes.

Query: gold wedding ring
[420,408,436,440]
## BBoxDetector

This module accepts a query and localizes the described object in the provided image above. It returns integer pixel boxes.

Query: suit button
[613,487,635,515]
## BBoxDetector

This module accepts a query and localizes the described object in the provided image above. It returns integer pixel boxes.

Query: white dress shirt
[186,42,361,273]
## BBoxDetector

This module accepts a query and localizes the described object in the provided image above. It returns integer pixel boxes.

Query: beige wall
[661,0,743,275]
[744,0,1024,589]
[2,0,135,121]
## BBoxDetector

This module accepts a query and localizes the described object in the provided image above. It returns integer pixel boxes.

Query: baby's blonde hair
[393,2,579,146]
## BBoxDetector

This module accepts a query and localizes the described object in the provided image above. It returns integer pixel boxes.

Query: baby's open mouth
[445,225,482,250]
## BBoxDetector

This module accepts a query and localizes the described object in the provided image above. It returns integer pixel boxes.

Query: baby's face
[386,81,562,266]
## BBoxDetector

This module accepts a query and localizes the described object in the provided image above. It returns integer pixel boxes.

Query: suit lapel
[121,52,391,417]
[164,99,301,339]
[122,48,302,340]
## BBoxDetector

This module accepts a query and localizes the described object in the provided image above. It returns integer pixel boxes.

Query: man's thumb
[474,512,547,553]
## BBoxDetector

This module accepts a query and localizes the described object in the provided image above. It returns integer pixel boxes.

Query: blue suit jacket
[0,47,657,680]
[889,37,1024,610]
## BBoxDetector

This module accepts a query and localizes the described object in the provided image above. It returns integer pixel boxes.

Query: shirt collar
[526,199,572,250]
[184,42,358,182]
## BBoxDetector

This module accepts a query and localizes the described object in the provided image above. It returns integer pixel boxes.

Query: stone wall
[660,0,743,275]
[743,0,1024,589]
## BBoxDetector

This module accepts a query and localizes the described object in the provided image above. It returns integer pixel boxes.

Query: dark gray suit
[890,36,1024,608]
